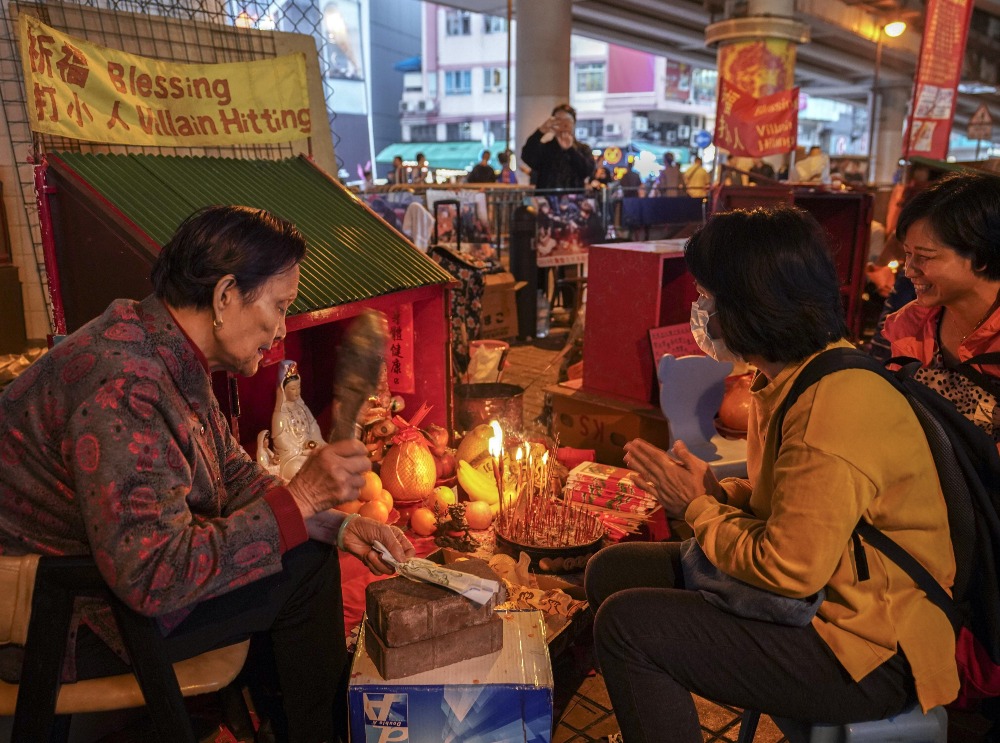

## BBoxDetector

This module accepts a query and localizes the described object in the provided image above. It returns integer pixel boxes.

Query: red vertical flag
[715,78,799,157]
[903,0,975,159]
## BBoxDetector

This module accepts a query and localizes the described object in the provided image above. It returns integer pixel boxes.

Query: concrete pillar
[513,0,572,164]
[874,86,907,185]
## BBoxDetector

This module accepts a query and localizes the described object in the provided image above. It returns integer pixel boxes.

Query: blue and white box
[348,610,553,743]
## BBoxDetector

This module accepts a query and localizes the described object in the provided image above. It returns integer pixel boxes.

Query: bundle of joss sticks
[563,462,659,541]
[494,443,603,548]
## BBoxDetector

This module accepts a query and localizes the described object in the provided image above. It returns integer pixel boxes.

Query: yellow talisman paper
[19,14,311,147]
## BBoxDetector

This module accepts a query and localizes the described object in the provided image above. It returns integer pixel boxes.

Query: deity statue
[358,361,406,463]
[257,360,325,481]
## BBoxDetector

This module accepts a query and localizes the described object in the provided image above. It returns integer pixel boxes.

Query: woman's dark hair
[896,170,1000,280]
[551,103,577,121]
[151,205,306,309]
[684,206,847,364]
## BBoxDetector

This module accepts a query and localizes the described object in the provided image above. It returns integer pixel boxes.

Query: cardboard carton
[548,380,671,466]
[349,610,553,743]
[480,272,521,340]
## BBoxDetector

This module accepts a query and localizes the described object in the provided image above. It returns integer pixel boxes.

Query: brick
[365,557,499,647]
[363,614,504,680]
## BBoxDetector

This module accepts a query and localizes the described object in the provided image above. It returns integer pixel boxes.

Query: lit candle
[487,424,504,516]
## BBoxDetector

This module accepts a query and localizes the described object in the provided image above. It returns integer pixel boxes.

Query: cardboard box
[349,610,553,743]
[548,380,671,466]
[480,272,521,340]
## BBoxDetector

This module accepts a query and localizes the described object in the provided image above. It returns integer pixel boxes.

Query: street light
[868,20,906,184]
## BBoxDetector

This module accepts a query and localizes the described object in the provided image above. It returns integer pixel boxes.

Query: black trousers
[585,541,915,743]
[76,540,347,743]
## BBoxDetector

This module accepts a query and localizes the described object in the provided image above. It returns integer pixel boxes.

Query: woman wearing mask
[585,206,957,742]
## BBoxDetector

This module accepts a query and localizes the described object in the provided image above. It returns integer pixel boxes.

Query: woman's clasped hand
[623,439,725,518]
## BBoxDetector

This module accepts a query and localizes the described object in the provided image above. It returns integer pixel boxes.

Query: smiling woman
[883,170,1000,449]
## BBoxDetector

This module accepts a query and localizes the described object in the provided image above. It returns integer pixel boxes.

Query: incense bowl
[493,517,605,575]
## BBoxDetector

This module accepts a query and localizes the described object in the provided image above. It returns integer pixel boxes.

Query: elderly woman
[585,206,957,742]
[882,171,1000,448]
[0,205,413,742]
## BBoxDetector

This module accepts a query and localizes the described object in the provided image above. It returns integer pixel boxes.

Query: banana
[457,460,499,505]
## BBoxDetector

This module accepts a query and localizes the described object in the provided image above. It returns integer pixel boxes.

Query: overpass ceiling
[435,0,1000,132]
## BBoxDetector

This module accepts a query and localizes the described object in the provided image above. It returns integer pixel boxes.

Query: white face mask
[690,294,743,364]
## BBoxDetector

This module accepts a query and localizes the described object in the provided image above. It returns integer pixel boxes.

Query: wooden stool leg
[737,709,761,743]
[13,576,74,743]
[112,602,198,743]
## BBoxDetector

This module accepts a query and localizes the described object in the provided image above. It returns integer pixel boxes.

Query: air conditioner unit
[605,122,621,136]
[677,124,691,140]
[665,131,677,144]
[633,116,649,133]
[398,101,409,113]
[575,127,589,139]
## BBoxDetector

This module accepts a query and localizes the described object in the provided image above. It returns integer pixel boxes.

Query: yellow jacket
[686,341,959,711]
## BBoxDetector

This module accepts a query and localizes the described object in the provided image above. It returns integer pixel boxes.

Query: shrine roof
[49,152,452,316]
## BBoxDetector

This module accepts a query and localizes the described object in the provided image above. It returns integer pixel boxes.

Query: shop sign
[386,304,415,395]
[714,78,798,157]
[903,0,975,159]
[968,103,993,141]
[19,14,310,146]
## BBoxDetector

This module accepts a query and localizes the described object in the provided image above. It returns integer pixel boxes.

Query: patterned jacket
[0,296,307,673]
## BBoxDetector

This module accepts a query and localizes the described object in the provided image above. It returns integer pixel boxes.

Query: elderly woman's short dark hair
[684,206,846,364]
[151,205,306,309]
[896,170,1000,280]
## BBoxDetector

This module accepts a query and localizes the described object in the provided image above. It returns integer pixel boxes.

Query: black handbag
[679,539,825,627]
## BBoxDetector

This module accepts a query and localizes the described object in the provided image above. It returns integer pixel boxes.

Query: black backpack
[775,347,1000,706]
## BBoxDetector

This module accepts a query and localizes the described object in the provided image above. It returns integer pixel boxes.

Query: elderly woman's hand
[623,439,725,519]
[341,517,415,575]
[286,439,371,520]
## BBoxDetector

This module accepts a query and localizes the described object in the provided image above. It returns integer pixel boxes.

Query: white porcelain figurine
[257,360,325,481]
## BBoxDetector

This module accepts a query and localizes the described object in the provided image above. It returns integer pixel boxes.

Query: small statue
[358,362,406,463]
[433,503,479,553]
[257,360,325,481]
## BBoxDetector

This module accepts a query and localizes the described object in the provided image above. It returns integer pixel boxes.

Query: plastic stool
[739,703,947,743]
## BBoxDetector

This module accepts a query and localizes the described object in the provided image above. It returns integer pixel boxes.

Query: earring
[213,317,223,330]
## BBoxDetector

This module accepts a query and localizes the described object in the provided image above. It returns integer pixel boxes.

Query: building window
[483,15,506,33]
[691,68,718,106]
[444,70,472,95]
[485,119,509,143]
[445,10,471,36]
[409,124,437,142]
[575,62,606,93]
[576,119,603,139]
[483,67,507,93]
[446,122,473,141]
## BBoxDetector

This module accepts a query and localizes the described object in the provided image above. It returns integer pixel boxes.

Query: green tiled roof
[51,152,452,315]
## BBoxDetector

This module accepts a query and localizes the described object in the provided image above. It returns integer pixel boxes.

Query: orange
[334,499,364,515]
[359,500,390,523]
[465,501,494,530]
[359,471,382,502]
[377,489,394,511]
[409,507,438,537]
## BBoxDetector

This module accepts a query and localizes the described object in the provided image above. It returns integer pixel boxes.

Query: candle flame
[488,420,503,458]
[515,446,523,461]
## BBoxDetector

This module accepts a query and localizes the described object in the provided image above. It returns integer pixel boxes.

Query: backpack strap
[774,348,895,452]
[953,352,1000,395]
[855,521,962,632]
[771,347,964,610]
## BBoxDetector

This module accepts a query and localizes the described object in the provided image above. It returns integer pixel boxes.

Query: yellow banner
[19,15,311,147]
